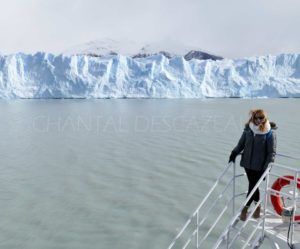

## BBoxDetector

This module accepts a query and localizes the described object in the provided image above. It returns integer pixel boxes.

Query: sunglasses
[254,116,265,120]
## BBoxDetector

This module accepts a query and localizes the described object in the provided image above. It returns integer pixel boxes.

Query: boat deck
[232,208,300,249]
[262,210,300,248]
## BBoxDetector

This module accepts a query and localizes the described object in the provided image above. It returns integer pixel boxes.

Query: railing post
[233,162,236,217]
[228,162,235,249]
[290,171,298,245]
[261,165,270,240]
[196,211,199,248]
[226,226,230,249]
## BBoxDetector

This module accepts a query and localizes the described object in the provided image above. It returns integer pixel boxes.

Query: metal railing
[167,155,300,249]
[213,165,272,249]
[167,159,245,249]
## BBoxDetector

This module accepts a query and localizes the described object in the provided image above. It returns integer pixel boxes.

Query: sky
[0,0,299,58]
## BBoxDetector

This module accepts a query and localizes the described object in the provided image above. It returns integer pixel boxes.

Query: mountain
[64,39,223,61]
[64,38,140,57]
[0,52,299,99]
[184,50,223,61]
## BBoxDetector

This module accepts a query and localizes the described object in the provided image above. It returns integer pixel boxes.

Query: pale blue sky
[0,0,299,58]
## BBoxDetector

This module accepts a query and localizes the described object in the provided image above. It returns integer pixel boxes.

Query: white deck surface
[262,210,300,248]
[236,208,300,248]
[219,208,300,248]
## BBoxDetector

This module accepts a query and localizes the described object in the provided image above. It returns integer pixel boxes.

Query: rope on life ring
[270,175,300,221]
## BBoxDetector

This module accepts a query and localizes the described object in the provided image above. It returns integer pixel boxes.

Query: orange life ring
[270,175,300,221]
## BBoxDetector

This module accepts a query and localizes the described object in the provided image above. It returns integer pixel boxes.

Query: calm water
[0,99,299,249]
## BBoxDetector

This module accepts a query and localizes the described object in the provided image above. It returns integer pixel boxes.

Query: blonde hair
[247,109,268,132]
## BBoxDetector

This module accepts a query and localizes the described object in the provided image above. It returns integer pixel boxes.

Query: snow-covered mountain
[0,52,299,99]
[64,39,222,61]
[64,39,140,57]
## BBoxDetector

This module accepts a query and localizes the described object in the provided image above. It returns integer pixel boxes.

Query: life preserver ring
[270,175,300,221]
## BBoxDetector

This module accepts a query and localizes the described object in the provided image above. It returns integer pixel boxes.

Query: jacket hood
[249,120,271,135]
[244,121,278,131]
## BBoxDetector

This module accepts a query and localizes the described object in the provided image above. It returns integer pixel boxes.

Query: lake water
[0,99,299,249]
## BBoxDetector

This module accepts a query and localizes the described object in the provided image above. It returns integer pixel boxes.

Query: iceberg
[0,52,299,99]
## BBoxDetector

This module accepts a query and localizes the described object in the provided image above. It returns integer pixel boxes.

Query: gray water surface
[0,99,299,249]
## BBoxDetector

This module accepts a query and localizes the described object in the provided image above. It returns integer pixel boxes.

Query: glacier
[0,52,300,99]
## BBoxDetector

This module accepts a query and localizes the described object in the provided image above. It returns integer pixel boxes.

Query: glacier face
[0,52,300,99]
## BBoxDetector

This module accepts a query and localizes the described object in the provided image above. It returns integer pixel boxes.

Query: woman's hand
[229,151,237,163]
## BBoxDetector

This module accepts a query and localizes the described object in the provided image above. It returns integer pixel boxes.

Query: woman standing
[229,109,277,221]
